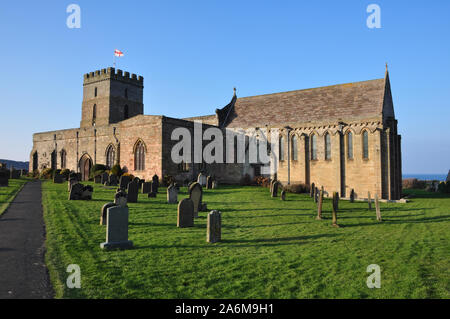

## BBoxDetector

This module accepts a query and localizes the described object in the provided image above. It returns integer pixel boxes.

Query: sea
[402,174,447,181]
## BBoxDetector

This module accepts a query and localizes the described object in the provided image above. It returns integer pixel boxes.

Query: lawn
[0,178,28,216]
[41,181,450,299]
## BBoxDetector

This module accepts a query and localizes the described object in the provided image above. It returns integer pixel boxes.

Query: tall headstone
[177,198,194,228]
[167,184,178,204]
[375,193,382,222]
[332,191,339,228]
[350,189,355,203]
[68,177,77,191]
[100,205,133,250]
[189,182,203,218]
[119,175,131,189]
[142,182,151,194]
[100,202,116,225]
[271,181,279,197]
[152,174,160,188]
[316,186,324,220]
[127,181,139,203]
[207,210,222,243]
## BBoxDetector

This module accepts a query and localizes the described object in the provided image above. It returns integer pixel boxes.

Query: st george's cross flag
[114,49,124,57]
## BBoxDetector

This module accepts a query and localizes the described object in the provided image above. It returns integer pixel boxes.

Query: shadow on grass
[343,214,450,227]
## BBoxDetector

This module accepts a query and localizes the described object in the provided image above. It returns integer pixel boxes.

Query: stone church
[30,66,402,200]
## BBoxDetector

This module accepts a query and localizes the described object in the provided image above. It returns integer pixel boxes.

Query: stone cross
[167,184,178,204]
[188,182,203,218]
[127,180,139,203]
[177,198,194,228]
[375,193,382,222]
[207,210,222,243]
[100,205,133,250]
[332,191,339,227]
[316,186,324,220]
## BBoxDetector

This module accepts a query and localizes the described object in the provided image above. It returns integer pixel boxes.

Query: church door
[79,154,92,181]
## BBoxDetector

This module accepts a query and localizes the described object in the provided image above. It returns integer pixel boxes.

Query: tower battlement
[83,67,143,87]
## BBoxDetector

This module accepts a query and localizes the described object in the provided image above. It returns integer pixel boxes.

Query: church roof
[218,77,390,128]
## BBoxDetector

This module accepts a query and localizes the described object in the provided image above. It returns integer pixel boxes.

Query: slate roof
[218,77,389,128]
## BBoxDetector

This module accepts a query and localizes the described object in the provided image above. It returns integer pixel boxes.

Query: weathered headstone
[333,192,339,210]
[207,210,222,243]
[350,189,355,203]
[68,178,77,191]
[114,189,128,207]
[314,187,319,203]
[69,183,84,200]
[177,198,194,228]
[281,190,286,201]
[167,184,178,204]
[310,183,315,197]
[81,185,93,200]
[127,181,139,203]
[142,182,151,194]
[368,191,372,210]
[206,176,213,189]
[101,172,109,185]
[197,173,207,187]
[100,202,116,225]
[151,180,158,194]
[316,186,324,220]
[189,182,203,218]
[119,175,131,189]
[94,175,102,184]
[152,174,160,188]
[332,191,339,227]
[271,181,279,197]
[138,179,145,190]
[132,177,140,185]
[100,205,133,250]
[375,193,382,222]
[109,174,118,186]
[53,174,64,184]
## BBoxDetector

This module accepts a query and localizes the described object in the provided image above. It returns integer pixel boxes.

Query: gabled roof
[218,74,393,128]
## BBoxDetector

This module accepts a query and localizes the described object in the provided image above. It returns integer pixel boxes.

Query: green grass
[41,181,450,299]
[0,178,28,216]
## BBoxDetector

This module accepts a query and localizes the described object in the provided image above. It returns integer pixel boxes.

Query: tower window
[94,87,97,97]
[311,134,317,160]
[60,150,67,169]
[51,150,57,170]
[291,135,298,161]
[92,104,97,126]
[347,132,353,159]
[106,145,116,168]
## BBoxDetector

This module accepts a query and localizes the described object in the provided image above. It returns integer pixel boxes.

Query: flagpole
[113,53,116,68]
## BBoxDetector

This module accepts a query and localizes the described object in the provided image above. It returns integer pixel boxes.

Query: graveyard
[40,180,450,299]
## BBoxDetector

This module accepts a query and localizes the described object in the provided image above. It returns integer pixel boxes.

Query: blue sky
[0,0,449,174]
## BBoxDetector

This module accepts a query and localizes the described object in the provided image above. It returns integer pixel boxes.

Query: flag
[114,49,124,57]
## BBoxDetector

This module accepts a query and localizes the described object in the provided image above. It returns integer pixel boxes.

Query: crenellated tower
[81,67,144,128]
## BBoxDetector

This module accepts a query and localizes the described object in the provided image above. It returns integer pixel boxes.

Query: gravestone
[375,193,382,222]
[316,186,324,220]
[69,183,84,200]
[270,179,276,193]
[188,182,203,218]
[0,170,9,187]
[177,198,194,228]
[314,187,319,203]
[350,189,355,203]
[142,182,151,194]
[138,179,145,190]
[53,174,64,184]
[281,190,286,201]
[10,169,20,179]
[133,177,140,185]
[310,183,315,197]
[368,191,372,210]
[94,175,102,184]
[333,192,339,210]
[119,175,131,189]
[207,210,222,243]
[114,189,128,207]
[81,185,93,200]
[206,176,213,189]
[332,191,339,227]
[212,180,218,189]
[151,180,158,194]
[127,181,139,203]
[100,202,116,225]
[152,174,159,188]
[100,205,133,250]
[109,174,118,186]
[197,173,207,187]
[271,181,279,197]
[167,184,178,204]
[68,178,77,191]
[101,172,109,185]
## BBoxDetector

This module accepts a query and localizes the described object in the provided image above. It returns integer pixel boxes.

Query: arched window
[51,150,57,170]
[279,136,285,161]
[124,105,129,120]
[92,104,97,126]
[94,87,97,97]
[60,150,67,169]
[134,140,145,171]
[291,135,298,161]
[363,130,369,159]
[106,145,115,168]
[311,134,317,160]
[325,133,331,160]
[347,131,353,159]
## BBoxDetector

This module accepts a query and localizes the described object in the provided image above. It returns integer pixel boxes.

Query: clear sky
[0,0,449,174]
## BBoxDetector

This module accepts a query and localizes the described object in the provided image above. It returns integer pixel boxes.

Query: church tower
[80,67,144,128]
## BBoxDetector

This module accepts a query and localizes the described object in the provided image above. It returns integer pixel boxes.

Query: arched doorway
[79,154,92,181]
